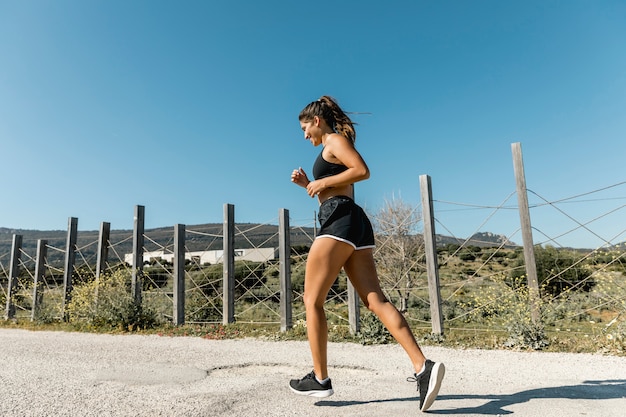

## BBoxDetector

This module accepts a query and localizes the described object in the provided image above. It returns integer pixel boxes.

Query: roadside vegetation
[2,243,624,356]
[2,200,624,356]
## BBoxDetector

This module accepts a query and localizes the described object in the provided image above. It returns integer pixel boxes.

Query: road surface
[0,328,624,416]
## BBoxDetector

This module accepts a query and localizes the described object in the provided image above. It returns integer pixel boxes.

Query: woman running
[288,95,445,412]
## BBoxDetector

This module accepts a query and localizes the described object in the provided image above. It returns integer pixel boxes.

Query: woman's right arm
[291,167,310,189]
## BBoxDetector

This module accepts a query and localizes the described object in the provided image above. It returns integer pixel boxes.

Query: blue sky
[1,1,625,249]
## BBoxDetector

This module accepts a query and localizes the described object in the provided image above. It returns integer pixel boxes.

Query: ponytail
[299,95,357,144]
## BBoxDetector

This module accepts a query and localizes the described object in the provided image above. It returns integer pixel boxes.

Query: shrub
[593,271,626,312]
[290,267,306,293]
[67,270,161,331]
[503,317,549,350]
[185,289,223,322]
[458,251,476,262]
[602,320,626,354]
[512,246,594,296]
[357,312,392,345]
[466,274,549,350]
[481,249,507,261]
[291,245,310,256]
[191,261,267,298]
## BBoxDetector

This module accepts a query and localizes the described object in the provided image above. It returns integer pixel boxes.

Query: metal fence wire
[2,165,625,341]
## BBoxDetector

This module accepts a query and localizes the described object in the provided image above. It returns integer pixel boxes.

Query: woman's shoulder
[325,132,353,149]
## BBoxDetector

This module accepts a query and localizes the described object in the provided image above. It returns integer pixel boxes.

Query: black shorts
[317,196,375,250]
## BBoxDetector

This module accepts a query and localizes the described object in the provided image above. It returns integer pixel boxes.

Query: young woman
[289,96,445,412]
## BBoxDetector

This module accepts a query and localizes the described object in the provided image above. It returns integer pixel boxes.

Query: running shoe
[289,371,334,398]
[408,360,445,412]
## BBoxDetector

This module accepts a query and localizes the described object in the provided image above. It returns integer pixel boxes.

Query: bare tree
[372,197,425,312]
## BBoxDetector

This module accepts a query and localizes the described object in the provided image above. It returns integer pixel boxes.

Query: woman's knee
[303,291,326,310]
[363,293,391,314]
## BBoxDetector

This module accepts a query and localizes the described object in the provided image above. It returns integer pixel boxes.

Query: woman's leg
[343,248,427,374]
[304,237,354,379]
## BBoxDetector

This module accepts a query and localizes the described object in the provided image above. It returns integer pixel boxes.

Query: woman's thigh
[304,237,354,305]
[343,249,386,307]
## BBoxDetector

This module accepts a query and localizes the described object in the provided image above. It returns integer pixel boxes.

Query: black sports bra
[312,149,348,180]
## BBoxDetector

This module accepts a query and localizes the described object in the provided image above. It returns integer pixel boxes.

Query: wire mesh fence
[1,209,361,334]
[390,178,626,345]
[1,145,625,351]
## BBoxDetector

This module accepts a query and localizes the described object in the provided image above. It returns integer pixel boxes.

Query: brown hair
[299,95,357,143]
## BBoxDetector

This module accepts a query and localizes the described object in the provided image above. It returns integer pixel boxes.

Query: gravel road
[0,328,624,416]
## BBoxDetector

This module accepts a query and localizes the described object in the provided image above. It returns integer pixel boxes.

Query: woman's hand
[305,180,326,198]
[291,167,310,189]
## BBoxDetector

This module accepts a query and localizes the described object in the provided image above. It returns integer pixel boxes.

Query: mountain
[0,225,518,267]
[436,232,517,248]
[0,224,316,266]
[469,232,517,247]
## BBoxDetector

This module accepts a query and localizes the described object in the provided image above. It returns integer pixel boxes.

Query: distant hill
[469,232,517,247]
[436,232,517,248]
[612,241,626,250]
[0,224,317,266]
[1,225,520,267]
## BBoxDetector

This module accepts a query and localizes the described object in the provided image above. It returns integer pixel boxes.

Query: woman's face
[300,117,323,146]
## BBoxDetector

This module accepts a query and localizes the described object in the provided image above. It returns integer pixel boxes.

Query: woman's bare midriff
[317,184,354,204]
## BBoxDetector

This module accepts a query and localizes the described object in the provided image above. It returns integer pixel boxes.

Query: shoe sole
[289,386,334,398]
[420,362,445,412]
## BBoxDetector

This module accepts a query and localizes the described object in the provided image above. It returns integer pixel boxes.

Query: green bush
[504,319,549,350]
[481,249,507,261]
[357,312,392,345]
[592,271,626,313]
[466,274,549,350]
[67,270,161,331]
[542,292,592,324]
[458,251,476,262]
[191,261,267,298]
[603,320,626,354]
[290,266,306,293]
[512,246,594,296]
[185,289,222,322]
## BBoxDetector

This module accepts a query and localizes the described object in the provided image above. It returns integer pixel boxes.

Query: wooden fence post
[173,224,186,326]
[420,175,444,335]
[223,203,235,324]
[4,234,22,320]
[132,205,145,306]
[31,239,47,321]
[347,280,360,334]
[511,142,541,324]
[348,189,361,334]
[62,217,78,320]
[279,208,292,331]
[96,222,110,280]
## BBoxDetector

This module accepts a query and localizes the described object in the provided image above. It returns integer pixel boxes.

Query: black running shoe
[408,360,445,412]
[289,371,334,398]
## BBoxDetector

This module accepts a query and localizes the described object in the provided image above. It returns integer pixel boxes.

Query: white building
[124,247,277,266]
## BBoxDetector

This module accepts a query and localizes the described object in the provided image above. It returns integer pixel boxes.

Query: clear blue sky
[1,1,625,249]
